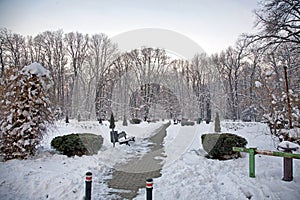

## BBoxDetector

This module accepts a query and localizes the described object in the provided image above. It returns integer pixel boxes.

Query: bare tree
[212,39,247,120]
[0,28,25,68]
[64,32,89,117]
[88,33,118,120]
[124,47,169,120]
[0,29,6,77]
[253,0,300,48]
[190,53,211,120]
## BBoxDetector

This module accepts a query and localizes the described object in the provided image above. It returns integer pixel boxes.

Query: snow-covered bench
[110,131,135,147]
[119,136,135,146]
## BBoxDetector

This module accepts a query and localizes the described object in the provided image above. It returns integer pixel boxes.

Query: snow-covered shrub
[130,118,141,124]
[0,63,53,161]
[51,133,103,157]
[201,133,247,160]
[181,121,195,126]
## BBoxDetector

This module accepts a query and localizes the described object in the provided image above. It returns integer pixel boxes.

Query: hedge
[201,133,247,160]
[181,121,195,126]
[51,133,103,157]
[130,118,141,124]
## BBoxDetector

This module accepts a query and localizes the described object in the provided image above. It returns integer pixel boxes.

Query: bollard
[282,149,293,181]
[85,172,92,200]
[146,178,153,200]
[249,148,257,178]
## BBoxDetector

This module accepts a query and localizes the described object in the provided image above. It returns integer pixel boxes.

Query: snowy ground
[0,120,163,200]
[1,120,300,199]
[136,122,300,200]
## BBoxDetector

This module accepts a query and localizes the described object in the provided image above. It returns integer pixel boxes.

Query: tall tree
[64,32,89,117]
[213,44,246,120]
[254,0,300,48]
[190,53,211,120]
[0,28,25,68]
[126,48,169,120]
[89,34,118,120]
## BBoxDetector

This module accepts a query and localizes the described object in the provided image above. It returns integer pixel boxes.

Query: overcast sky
[0,0,260,55]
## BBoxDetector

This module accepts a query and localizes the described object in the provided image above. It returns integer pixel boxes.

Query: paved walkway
[107,122,170,199]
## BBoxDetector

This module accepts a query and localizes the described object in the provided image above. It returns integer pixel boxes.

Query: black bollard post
[146,178,153,200]
[282,149,293,181]
[85,172,92,200]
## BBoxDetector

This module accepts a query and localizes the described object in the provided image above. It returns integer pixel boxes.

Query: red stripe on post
[86,173,92,182]
[146,182,153,188]
[86,176,92,182]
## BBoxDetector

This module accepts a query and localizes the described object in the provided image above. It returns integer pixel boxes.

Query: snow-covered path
[136,122,300,200]
[106,122,170,199]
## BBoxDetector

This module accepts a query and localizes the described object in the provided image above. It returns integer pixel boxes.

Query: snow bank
[278,141,300,152]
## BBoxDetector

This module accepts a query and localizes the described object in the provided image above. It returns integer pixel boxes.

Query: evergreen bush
[0,63,53,161]
[181,121,195,126]
[215,112,221,132]
[130,118,141,124]
[51,133,103,157]
[201,133,247,160]
[109,113,115,130]
[122,115,128,126]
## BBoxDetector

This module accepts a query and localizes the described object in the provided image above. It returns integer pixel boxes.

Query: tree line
[0,0,299,134]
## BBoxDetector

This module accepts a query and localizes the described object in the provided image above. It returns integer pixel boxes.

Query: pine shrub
[181,121,195,126]
[201,133,247,160]
[51,133,103,157]
[122,115,128,126]
[0,63,53,161]
[109,113,115,130]
[215,112,221,132]
[130,118,141,124]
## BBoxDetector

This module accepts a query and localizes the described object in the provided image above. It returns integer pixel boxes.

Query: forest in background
[0,0,299,134]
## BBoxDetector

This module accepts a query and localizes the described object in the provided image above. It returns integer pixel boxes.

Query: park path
[107,122,170,199]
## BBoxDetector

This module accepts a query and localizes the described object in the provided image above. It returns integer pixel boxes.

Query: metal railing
[233,147,300,181]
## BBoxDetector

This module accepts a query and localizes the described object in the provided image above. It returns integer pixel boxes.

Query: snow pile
[21,62,50,77]
[255,81,262,88]
[278,141,300,152]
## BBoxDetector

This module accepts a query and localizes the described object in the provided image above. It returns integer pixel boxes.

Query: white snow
[255,81,262,88]
[288,128,300,139]
[21,62,50,77]
[278,141,300,151]
[136,121,300,200]
[265,70,273,77]
[1,121,300,199]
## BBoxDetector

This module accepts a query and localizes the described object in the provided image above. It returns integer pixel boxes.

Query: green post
[249,148,256,178]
